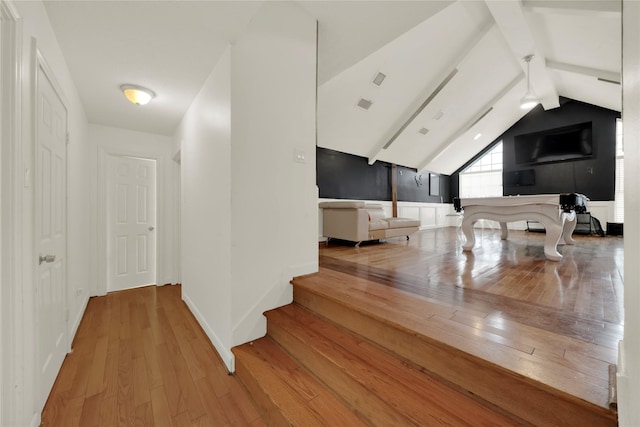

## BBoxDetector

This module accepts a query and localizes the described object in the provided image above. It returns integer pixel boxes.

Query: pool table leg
[561,212,578,245]
[500,222,509,240]
[543,222,564,261]
[461,219,476,251]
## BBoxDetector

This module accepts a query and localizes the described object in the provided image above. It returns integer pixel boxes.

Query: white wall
[9,1,90,425]
[229,1,317,349]
[175,1,317,371]
[88,124,178,296]
[618,1,640,424]
[175,47,234,366]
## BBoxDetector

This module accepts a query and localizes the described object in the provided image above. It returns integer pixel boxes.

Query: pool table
[454,193,589,261]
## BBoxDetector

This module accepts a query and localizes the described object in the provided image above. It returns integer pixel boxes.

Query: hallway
[41,285,263,426]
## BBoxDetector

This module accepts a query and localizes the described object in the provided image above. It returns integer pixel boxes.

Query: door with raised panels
[107,155,157,292]
[35,61,68,410]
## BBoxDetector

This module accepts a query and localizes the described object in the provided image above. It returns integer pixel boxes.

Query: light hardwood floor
[318,227,623,411]
[41,285,263,427]
[42,226,623,425]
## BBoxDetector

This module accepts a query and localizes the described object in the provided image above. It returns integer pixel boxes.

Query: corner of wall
[232,275,295,349]
[182,290,235,372]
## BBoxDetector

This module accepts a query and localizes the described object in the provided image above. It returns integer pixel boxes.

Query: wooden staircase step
[233,337,366,427]
[268,303,522,426]
[292,271,617,427]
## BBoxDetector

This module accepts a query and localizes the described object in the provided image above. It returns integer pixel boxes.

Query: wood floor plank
[156,341,186,417]
[133,355,152,406]
[85,335,109,397]
[97,394,118,427]
[77,392,102,427]
[149,386,174,427]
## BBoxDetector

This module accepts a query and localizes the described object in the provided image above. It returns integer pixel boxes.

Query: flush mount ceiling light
[520,55,540,110]
[120,84,155,106]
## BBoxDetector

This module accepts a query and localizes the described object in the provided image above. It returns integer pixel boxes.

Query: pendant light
[120,84,155,106]
[520,55,540,109]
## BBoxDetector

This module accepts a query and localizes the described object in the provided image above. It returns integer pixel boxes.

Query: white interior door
[35,62,68,409]
[107,155,157,292]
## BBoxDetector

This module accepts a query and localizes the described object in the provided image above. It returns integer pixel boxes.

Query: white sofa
[319,201,420,247]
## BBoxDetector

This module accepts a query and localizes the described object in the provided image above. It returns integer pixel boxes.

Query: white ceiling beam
[484,0,560,110]
[523,0,620,17]
[367,21,495,165]
[417,74,524,172]
[546,59,621,84]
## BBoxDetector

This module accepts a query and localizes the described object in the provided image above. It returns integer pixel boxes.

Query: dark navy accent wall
[451,98,620,201]
[317,147,450,203]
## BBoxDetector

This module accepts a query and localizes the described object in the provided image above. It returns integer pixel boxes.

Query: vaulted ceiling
[43,0,621,175]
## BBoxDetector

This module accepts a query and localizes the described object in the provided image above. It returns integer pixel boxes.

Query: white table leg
[562,212,577,245]
[543,222,563,261]
[500,222,509,240]
[461,219,476,251]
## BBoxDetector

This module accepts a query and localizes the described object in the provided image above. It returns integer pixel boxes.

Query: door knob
[39,254,56,265]
[149,226,155,231]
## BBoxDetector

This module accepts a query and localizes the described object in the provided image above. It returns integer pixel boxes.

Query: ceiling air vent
[356,98,373,110]
[372,72,386,86]
[418,127,430,135]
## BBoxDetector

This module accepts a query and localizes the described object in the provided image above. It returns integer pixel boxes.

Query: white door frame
[97,148,164,295]
[0,1,21,425]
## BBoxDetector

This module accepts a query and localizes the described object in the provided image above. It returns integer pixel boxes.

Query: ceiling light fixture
[520,55,540,110]
[120,84,155,106]
[474,133,482,140]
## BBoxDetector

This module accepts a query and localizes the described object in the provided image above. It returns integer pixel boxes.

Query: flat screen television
[514,122,593,165]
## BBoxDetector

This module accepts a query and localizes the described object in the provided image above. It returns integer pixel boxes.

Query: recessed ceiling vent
[356,98,373,110]
[418,127,430,135]
[372,72,386,86]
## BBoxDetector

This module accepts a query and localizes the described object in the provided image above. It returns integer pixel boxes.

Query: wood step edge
[265,308,426,427]
[292,286,617,427]
[233,340,323,427]
[294,277,613,409]
[233,338,366,427]
[267,304,526,427]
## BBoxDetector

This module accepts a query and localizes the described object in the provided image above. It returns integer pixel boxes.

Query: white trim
[0,2,22,426]
[28,411,40,427]
[68,292,89,345]
[97,147,166,295]
[182,291,235,372]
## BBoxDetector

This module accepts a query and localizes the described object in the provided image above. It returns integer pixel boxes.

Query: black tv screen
[514,122,593,165]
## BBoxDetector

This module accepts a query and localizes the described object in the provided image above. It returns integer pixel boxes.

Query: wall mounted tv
[514,121,593,165]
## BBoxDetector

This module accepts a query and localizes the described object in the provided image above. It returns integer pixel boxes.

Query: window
[459,142,503,198]
[614,118,624,222]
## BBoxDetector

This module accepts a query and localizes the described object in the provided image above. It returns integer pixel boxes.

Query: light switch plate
[294,148,306,164]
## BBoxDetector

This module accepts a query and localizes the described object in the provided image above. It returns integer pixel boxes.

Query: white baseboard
[182,291,235,372]
[29,412,40,427]
[69,295,90,349]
